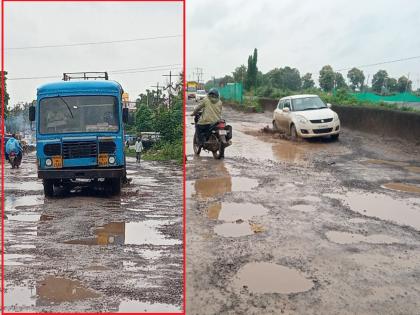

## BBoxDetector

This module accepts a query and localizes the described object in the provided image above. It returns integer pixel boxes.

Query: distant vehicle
[140,132,161,149]
[272,94,340,140]
[29,72,129,197]
[195,90,207,102]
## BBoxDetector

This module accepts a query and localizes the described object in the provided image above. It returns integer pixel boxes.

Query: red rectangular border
[0,0,186,314]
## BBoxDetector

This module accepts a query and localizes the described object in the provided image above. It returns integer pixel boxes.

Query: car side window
[284,100,291,110]
[277,100,284,109]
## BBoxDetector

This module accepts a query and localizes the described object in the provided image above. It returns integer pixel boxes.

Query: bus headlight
[45,158,52,167]
[108,156,116,164]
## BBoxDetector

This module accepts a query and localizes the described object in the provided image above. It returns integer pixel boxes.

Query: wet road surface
[4,153,183,312]
[186,100,420,314]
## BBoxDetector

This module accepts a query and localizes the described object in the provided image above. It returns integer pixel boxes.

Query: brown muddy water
[206,202,268,221]
[325,231,400,245]
[382,182,420,194]
[326,191,420,230]
[232,262,314,294]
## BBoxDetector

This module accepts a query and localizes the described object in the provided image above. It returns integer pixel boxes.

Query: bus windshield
[39,95,119,134]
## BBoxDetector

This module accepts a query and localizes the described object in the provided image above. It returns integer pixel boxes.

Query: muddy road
[186,100,420,314]
[4,154,183,312]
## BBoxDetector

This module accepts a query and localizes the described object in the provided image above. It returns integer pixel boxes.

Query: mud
[4,153,183,312]
[186,102,420,315]
[232,262,314,294]
[382,182,420,194]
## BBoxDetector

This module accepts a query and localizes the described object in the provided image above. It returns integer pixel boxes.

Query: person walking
[135,137,143,164]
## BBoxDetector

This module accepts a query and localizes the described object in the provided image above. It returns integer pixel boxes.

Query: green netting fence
[212,82,243,103]
[352,92,420,103]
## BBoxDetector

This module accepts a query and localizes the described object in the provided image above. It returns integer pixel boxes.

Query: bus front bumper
[38,167,125,180]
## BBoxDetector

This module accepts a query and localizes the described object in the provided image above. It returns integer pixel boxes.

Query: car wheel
[290,124,298,141]
[273,120,279,131]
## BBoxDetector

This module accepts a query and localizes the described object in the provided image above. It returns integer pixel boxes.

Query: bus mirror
[29,105,36,122]
[122,108,129,123]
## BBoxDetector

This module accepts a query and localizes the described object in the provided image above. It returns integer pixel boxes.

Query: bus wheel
[109,178,122,195]
[43,179,54,197]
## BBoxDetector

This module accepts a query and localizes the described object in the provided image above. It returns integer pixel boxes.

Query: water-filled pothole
[382,182,420,194]
[232,262,314,294]
[207,202,268,221]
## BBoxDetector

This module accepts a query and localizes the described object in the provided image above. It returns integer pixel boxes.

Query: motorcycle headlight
[45,158,52,167]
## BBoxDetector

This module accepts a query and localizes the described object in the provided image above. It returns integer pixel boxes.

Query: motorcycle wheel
[212,135,225,159]
[193,132,202,155]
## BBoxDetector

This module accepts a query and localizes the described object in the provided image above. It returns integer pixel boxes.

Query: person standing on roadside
[135,137,143,164]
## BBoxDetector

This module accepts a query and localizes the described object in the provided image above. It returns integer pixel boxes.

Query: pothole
[189,177,258,199]
[214,222,254,237]
[207,202,268,221]
[232,262,314,294]
[382,182,420,194]
[326,231,400,244]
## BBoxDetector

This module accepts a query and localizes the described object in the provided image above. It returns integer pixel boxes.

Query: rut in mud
[186,102,420,315]
[4,153,183,312]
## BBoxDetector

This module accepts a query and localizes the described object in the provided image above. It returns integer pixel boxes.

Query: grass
[125,140,183,164]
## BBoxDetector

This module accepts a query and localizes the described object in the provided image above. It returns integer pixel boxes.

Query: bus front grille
[62,141,97,159]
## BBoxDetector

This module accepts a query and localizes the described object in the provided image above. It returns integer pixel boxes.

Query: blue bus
[29,72,129,197]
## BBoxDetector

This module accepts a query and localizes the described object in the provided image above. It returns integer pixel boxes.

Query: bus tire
[43,179,54,197]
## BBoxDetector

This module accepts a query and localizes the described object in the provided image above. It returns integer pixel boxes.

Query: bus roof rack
[63,72,109,81]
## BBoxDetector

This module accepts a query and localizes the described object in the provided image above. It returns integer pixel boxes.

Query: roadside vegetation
[125,72,183,163]
[206,49,419,112]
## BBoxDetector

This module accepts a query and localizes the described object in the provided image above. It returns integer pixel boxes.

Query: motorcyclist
[191,88,222,145]
[6,133,23,167]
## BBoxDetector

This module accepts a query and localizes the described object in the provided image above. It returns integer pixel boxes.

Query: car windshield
[39,95,119,134]
[292,96,327,111]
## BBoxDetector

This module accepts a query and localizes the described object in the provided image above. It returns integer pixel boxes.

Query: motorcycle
[193,112,232,159]
[8,151,22,169]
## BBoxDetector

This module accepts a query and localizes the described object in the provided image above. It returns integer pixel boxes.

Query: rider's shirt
[6,138,22,154]
[192,96,222,125]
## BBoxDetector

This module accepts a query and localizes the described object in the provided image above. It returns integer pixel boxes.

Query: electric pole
[151,82,163,106]
[163,71,174,107]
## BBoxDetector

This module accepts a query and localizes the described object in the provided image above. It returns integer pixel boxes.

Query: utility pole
[151,82,162,106]
[163,70,174,107]
[194,67,204,87]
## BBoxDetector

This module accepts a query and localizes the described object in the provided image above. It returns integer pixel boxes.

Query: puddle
[290,204,316,212]
[191,177,258,199]
[405,166,420,174]
[382,182,420,194]
[363,159,409,167]
[326,231,400,245]
[328,191,420,230]
[233,262,314,294]
[118,299,179,312]
[272,142,308,162]
[207,202,268,221]
[5,181,44,191]
[8,214,41,222]
[5,285,36,307]
[5,195,44,210]
[5,253,34,266]
[66,221,181,246]
[214,222,254,237]
[36,276,100,304]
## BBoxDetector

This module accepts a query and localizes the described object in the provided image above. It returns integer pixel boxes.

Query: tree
[371,70,388,93]
[245,48,258,91]
[386,77,398,93]
[334,72,347,89]
[319,65,335,92]
[301,73,315,89]
[397,76,412,93]
[135,103,154,132]
[232,65,247,83]
[1,71,10,118]
[265,67,301,91]
[347,67,365,91]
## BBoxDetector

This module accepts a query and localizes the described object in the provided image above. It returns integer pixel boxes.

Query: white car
[273,94,340,140]
[195,90,207,102]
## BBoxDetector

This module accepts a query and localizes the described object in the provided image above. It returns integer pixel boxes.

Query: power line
[8,64,182,80]
[6,34,182,50]
[336,55,420,72]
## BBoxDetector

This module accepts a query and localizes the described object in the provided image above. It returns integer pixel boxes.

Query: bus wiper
[58,95,74,118]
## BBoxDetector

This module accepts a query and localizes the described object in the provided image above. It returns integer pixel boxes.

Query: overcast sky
[5,2,182,105]
[187,0,420,88]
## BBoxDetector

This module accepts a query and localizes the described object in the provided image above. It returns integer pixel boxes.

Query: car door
[280,98,292,131]
[274,100,284,131]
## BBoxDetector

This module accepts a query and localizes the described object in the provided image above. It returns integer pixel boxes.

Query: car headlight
[108,156,116,164]
[333,113,339,121]
[296,115,308,124]
[45,158,52,167]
